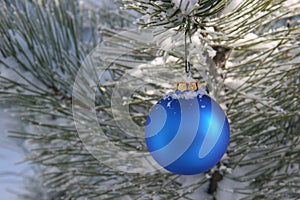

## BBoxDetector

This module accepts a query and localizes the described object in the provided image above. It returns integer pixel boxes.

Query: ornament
[145,81,230,175]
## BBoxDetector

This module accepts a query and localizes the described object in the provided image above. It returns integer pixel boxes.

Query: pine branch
[0,0,300,199]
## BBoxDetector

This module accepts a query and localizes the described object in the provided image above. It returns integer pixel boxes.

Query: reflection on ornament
[145,81,230,175]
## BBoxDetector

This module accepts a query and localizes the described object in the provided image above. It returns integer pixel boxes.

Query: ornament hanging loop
[184,17,192,78]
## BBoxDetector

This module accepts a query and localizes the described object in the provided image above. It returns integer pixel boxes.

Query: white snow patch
[165,89,207,100]
[171,0,199,14]
[167,101,172,107]
[283,0,300,9]
[207,47,217,58]
[224,77,248,90]
[235,33,280,50]
[221,0,245,14]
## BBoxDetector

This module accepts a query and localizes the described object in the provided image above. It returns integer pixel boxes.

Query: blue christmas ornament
[145,81,230,175]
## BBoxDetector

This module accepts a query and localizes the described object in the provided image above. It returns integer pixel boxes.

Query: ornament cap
[175,81,202,91]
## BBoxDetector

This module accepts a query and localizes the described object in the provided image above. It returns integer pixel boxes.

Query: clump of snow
[224,77,248,90]
[206,46,217,58]
[221,0,244,15]
[167,101,172,107]
[283,0,300,9]
[171,0,199,14]
[164,88,207,100]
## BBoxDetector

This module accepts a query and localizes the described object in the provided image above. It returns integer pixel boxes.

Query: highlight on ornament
[145,80,230,175]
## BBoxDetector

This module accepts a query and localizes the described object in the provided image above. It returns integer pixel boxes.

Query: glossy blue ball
[145,90,230,175]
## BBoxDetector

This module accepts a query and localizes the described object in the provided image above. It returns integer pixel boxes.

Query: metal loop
[184,17,192,77]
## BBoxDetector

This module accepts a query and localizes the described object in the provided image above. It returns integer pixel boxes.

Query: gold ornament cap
[175,81,200,92]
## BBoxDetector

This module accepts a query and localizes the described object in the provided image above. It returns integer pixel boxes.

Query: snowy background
[0,1,114,199]
[0,108,27,200]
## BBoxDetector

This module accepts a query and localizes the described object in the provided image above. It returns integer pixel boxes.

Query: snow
[283,0,300,9]
[0,109,27,200]
[171,0,199,14]
[221,0,245,15]
[234,33,280,50]
[207,46,217,58]
[80,0,116,10]
[1,0,299,199]
[165,89,207,100]
[167,101,172,107]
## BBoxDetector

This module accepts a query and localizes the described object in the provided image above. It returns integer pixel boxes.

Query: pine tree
[0,0,299,199]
